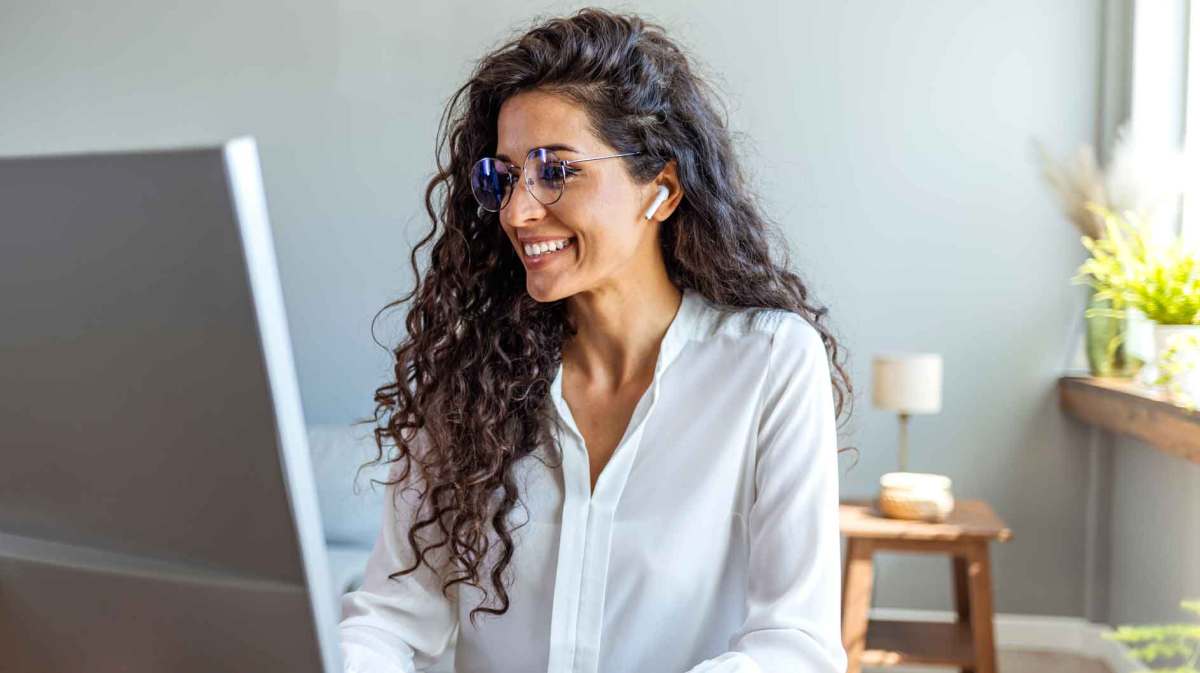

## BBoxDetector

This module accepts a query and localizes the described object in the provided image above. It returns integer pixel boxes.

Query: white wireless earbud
[644,185,670,220]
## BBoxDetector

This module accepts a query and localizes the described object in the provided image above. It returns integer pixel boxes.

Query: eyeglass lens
[523,148,566,207]
[470,157,513,212]
[470,148,568,212]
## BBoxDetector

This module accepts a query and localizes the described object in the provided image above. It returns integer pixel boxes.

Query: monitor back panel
[0,139,338,673]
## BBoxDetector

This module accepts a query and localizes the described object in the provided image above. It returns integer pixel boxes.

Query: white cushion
[306,423,390,547]
[326,543,372,595]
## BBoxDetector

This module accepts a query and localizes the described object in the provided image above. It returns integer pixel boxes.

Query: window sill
[1057,376,1200,464]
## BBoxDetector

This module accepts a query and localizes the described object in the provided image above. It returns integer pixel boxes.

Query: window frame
[1181,0,1198,247]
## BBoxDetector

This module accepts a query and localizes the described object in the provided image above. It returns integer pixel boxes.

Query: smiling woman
[339,7,856,673]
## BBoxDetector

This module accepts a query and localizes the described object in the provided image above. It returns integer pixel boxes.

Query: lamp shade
[872,352,943,414]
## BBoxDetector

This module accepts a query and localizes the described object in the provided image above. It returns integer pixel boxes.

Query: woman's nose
[502,177,547,228]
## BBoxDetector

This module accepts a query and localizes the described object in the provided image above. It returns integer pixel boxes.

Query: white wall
[0,0,1108,619]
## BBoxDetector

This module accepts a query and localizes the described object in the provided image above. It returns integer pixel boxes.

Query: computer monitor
[0,137,342,673]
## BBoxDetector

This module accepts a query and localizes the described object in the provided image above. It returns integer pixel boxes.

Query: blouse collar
[549,287,701,428]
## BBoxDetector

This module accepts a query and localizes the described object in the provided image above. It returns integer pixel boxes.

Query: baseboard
[868,607,1141,673]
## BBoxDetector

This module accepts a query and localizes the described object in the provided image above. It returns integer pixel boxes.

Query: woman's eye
[539,163,577,183]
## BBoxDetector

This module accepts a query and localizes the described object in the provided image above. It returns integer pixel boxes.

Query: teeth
[524,238,571,257]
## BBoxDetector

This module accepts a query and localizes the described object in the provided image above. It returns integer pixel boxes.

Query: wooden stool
[839,499,1013,673]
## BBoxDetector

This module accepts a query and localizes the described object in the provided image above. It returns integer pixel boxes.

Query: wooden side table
[839,499,1013,673]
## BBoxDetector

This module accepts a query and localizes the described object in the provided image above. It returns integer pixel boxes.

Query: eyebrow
[495,143,580,163]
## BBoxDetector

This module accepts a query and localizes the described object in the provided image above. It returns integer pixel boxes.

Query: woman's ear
[646,159,683,222]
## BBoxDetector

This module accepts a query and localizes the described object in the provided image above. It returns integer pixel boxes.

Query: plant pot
[1084,287,1142,379]
[1148,324,1200,404]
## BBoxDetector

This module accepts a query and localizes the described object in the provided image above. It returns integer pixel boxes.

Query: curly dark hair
[355,6,857,628]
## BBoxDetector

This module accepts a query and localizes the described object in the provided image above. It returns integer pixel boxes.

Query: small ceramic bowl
[877,472,955,522]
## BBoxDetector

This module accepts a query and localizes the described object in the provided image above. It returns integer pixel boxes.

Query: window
[1127,0,1191,245]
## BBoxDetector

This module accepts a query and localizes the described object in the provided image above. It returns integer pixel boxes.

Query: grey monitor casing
[0,137,341,673]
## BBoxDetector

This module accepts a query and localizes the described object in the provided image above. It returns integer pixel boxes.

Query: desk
[840,499,1013,673]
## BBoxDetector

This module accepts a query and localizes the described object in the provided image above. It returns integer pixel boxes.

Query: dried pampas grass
[1034,122,1187,241]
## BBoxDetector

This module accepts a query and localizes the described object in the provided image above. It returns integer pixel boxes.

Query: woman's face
[494,89,673,303]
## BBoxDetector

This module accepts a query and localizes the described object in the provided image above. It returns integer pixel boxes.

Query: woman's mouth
[521,237,576,267]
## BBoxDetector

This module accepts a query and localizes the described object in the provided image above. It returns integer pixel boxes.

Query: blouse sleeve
[683,313,848,673]
[338,434,461,673]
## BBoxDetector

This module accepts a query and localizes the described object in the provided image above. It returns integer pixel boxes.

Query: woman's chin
[526,281,568,304]
[524,262,578,302]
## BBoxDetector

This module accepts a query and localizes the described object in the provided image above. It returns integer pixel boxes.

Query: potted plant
[1102,598,1200,672]
[1067,203,1154,378]
[1133,228,1200,405]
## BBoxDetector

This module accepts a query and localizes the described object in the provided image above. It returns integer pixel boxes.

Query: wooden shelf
[861,619,976,668]
[1058,376,1200,464]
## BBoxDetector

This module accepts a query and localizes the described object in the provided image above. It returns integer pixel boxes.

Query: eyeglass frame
[471,147,641,213]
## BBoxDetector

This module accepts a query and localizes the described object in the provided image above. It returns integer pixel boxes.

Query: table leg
[965,542,997,673]
[952,555,975,673]
[841,538,874,673]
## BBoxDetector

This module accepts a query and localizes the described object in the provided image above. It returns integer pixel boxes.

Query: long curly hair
[356,7,857,628]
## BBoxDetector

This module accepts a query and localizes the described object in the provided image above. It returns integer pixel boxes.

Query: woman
[340,8,856,673]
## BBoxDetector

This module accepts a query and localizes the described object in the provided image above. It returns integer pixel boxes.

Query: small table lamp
[871,352,953,521]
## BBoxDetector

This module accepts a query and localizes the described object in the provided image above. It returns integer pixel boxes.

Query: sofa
[307,423,458,672]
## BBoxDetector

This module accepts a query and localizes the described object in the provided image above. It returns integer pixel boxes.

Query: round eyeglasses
[471,147,640,213]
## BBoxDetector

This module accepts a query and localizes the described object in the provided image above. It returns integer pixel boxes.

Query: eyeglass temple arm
[562,151,641,165]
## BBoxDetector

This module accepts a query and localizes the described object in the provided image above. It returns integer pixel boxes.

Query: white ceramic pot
[1149,324,1200,403]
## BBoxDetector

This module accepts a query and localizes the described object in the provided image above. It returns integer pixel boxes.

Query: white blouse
[339,287,848,673]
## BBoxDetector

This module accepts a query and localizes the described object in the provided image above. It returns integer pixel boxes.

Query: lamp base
[876,471,955,522]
